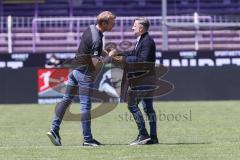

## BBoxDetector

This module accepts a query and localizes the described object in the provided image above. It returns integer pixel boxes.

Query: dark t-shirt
[75,25,104,73]
[77,24,103,57]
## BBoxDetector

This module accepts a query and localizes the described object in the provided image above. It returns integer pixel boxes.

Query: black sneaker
[146,138,159,145]
[47,129,62,146]
[130,134,151,145]
[83,139,102,147]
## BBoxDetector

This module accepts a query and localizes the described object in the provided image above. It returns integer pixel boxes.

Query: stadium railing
[0,15,240,53]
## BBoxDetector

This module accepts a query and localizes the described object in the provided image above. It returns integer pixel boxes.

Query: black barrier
[1,50,240,69]
[1,49,240,103]
[1,66,240,104]
[160,66,240,100]
[0,68,38,104]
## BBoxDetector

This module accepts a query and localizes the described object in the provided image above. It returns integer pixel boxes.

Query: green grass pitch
[0,101,240,160]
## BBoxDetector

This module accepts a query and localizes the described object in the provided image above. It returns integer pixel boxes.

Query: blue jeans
[51,69,94,142]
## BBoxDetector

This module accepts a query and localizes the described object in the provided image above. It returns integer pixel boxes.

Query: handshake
[108,48,118,57]
[108,49,124,64]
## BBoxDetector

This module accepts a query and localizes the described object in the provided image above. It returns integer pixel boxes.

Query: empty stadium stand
[0,0,240,53]
[0,16,240,53]
[1,0,240,17]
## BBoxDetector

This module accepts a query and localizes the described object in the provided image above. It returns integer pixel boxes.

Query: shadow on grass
[160,142,211,145]
[103,142,211,146]
[102,143,129,146]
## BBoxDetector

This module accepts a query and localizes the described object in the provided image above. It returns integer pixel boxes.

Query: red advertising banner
[38,68,69,99]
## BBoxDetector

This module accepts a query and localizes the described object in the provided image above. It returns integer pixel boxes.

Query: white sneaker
[47,129,62,146]
[83,139,102,147]
[130,135,151,146]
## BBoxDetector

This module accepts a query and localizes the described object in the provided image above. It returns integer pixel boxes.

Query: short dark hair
[135,17,150,31]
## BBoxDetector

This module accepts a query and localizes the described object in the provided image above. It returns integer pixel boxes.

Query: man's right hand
[108,49,118,57]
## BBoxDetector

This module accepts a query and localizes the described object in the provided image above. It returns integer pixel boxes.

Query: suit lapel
[132,32,149,56]
[134,32,148,55]
[134,36,143,55]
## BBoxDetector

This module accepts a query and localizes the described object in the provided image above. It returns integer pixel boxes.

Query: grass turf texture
[0,101,239,160]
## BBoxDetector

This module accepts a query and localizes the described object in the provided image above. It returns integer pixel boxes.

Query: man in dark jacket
[114,17,158,145]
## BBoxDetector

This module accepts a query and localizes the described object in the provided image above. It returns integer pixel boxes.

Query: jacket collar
[140,32,148,39]
[136,32,148,46]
